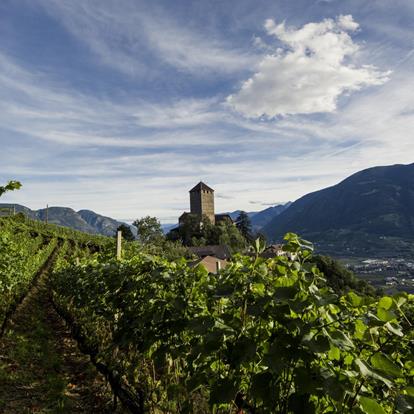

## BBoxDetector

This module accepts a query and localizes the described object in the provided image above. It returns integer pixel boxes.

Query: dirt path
[0,270,124,413]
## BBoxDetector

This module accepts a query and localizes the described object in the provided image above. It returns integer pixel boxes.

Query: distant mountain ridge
[227,203,292,231]
[0,204,128,237]
[161,203,292,234]
[7,161,413,258]
[1,202,291,237]
[249,204,292,230]
[262,163,414,256]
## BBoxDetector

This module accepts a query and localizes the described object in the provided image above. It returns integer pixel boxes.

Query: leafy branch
[0,180,22,198]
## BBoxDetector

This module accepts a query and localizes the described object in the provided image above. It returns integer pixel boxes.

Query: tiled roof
[189,256,229,274]
[189,181,214,193]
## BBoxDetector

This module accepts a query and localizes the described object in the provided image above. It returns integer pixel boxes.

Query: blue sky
[0,0,413,223]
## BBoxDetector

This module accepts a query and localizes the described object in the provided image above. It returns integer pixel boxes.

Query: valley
[338,256,414,294]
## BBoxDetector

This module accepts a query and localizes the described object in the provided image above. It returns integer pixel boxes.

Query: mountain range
[0,202,291,238]
[227,204,292,231]
[0,204,128,237]
[160,203,292,234]
[2,163,413,257]
[263,163,414,257]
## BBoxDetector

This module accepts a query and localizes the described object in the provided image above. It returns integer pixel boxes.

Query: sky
[0,0,413,223]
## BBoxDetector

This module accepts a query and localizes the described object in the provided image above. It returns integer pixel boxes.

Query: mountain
[161,223,178,234]
[227,210,258,221]
[226,203,291,231]
[262,163,414,257]
[78,210,130,236]
[39,207,97,233]
[249,203,292,231]
[0,204,35,219]
[160,203,291,235]
[0,204,128,237]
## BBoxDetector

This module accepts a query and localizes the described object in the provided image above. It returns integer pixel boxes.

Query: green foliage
[116,224,135,241]
[0,180,22,198]
[0,218,55,327]
[255,231,268,245]
[314,255,378,296]
[51,233,414,413]
[205,221,246,253]
[235,210,252,241]
[2,214,110,245]
[0,215,111,329]
[133,216,164,244]
[138,239,190,261]
[167,213,209,245]
[168,213,246,253]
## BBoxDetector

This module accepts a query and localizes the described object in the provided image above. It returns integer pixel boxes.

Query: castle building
[190,181,215,224]
[178,181,232,227]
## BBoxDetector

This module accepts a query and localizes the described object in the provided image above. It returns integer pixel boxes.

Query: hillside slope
[263,163,414,255]
[0,204,126,237]
[250,203,292,230]
[226,203,291,231]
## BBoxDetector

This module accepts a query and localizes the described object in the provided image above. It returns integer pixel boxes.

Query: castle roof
[189,181,214,193]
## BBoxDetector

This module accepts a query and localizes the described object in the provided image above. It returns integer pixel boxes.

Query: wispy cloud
[34,0,258,77]
[216,194,234,200]
[0,52,228,148]
[260,202,290,206]
[141,14,257,74]
[1,3,413,222]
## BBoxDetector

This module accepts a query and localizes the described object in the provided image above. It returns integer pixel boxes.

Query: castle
[179,182,232,226]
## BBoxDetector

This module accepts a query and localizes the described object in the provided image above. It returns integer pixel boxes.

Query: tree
[235,211,252,241]
[171,213,211,246]
[168,214,246,253]
[0,181,22,198]
[133,216,164,244]
[314,255,378,297]
[116,224,135,242]
[215,222,246,253]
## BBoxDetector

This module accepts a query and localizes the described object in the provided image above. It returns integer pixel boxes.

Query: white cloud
[336,14,359,32]
[227,15,390,118]
[1,10,413,223]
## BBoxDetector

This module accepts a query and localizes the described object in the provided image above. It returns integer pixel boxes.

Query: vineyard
[0,215,413,413]
[0,215,105,332]
[0,215,115,412]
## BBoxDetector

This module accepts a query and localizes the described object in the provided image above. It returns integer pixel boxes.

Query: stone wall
[190,190,215,224]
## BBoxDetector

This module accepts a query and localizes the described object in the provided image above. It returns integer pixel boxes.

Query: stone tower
[190,182,215,224]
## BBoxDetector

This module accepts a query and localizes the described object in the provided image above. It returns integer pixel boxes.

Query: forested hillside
[263,163,414,256]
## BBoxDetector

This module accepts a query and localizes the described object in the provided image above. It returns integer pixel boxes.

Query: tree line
[116,211,260,254]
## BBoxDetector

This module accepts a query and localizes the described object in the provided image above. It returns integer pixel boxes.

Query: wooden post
[45,204,49,224]
[117,230,122,260]
[76,257,80,266]
[216,260,221,274]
